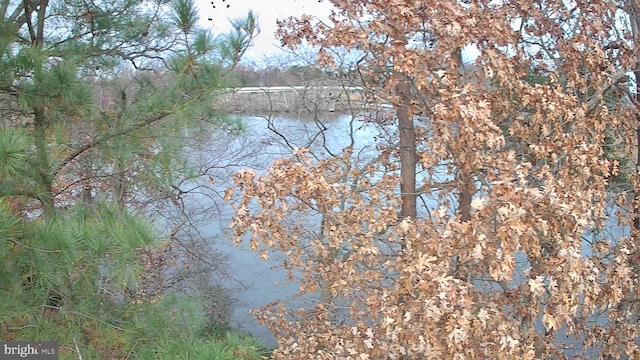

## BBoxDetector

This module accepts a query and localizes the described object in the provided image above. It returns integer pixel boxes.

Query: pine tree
[0,0,259,357]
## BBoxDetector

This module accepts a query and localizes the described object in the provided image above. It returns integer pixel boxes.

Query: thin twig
[73,337,83,360]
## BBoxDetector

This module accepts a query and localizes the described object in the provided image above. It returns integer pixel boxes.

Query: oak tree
[231,0,640,358]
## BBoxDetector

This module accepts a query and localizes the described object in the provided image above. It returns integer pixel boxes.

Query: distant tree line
[227,63,361,87]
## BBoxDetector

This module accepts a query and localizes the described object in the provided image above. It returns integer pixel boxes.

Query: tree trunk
[34,107,55,216]
[82,164,93,205]
[113,160,127,207]
[396,75,417,219]
[629,0,640,239]
[452,47,473,278]
[458,170,473,223]
[635,70,640,235]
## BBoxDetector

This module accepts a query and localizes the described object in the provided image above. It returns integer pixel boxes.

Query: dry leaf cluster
[230,0,640,358]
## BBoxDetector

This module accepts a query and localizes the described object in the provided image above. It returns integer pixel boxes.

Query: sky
[196,0,335,63]
[195,1,481,66]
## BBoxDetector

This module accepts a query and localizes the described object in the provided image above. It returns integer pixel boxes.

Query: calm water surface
[193,113,381,347]
[192,112,628,352]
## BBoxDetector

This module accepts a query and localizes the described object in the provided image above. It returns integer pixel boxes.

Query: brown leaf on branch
[228,0,640,358]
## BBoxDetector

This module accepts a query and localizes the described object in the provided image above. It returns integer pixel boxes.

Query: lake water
[185,112,383,347]
[187,112,630,352]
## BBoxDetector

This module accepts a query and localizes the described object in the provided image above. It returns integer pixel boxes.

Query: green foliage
[0,202,19,259]
[219,10,259,67]
[193,29,216,55]
[0,0,263,357]
[0,129,29,177]
[224,331,270,360]
[0,203,267,359]
[172,0,200,34]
